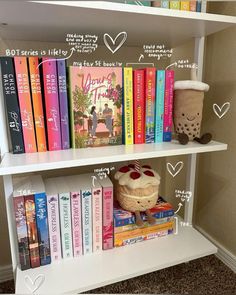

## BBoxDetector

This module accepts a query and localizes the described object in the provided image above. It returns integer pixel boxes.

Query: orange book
[180,1,190,10]
[28,57,47,152]
[190,0,196,11]
[14,57,37,153]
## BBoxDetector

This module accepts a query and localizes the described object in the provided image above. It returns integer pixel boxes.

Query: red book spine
[24,195,40,268]
[133,69,145,144]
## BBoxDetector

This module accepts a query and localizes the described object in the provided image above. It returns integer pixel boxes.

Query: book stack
[13,174,113,270]
[114,196,175,247]
[151,0,203,12]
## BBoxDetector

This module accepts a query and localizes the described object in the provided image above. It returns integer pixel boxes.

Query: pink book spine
[92,187,103,252]
[47,194,62,261]
[163,70,174,142]
[42,59,62,150]
[71,191,82,257]
[103,187,113,250]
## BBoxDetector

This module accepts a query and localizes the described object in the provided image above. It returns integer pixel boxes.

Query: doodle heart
[103,32,127,54]
[213,102,230,119]
[25,274,45,293]
[166,161,184,178]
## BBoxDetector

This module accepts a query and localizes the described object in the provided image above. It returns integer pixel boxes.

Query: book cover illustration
[24,195,40,268]
[13,196,30,270]
[0,57,24,154]
[163,70,174,142]
[170,0,180,9]
[155,70,165,143]
[123,67,133,145]
[42,58,62,151]
[57,60,70,149]
[81,189,93,255]
[71,191,82,257]
[145,68,156,143]
[35,193,51,266]
[28,57,47,152]
[14,57,37,153]
[69,66,123,148]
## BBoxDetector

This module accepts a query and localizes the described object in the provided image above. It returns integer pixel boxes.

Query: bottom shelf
[16,224,217,294]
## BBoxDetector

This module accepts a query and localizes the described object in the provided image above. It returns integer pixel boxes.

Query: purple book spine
[57,60,70,149]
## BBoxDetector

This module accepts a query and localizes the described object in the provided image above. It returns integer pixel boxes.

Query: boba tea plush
[174,68,212,145]
[114,161,160,226]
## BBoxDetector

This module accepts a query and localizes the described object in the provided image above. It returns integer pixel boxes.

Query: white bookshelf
[0,1,235,294]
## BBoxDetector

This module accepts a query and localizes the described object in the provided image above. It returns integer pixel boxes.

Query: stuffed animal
[114,162,160,226]
[173,68,212,145]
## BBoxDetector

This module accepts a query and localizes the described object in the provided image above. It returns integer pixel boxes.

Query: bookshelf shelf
[0,1,235,47]
[0,140,227,176]
[15,222,217,294]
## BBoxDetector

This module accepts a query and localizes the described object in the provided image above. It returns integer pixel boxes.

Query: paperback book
[155,70,165,143]
[123,67,133,145]
[163,70,174,142]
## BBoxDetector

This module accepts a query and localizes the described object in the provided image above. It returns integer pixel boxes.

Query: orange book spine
[28,57,47,152]
[14,57,37,153]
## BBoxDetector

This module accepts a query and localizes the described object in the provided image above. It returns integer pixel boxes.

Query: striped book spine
[163,70,174,142]
[14,57,37,153]
[28,57,47,152]
[42,59,62,151]
[155,70,165,143]
[123,67,133,145]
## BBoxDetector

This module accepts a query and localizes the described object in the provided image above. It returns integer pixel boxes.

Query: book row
[151,0,203,11]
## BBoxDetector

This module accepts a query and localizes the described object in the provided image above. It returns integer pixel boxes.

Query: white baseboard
[0,264,13,283]
[195,225,236,273]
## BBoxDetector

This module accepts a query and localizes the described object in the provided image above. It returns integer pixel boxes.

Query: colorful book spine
[42,58,61,151]
[155,70,165,143]
[196,0,201,12]
[59,192,73,258]
[24,195,40,268]
[0,57,24,154]
[145,68,156,143]
[163,70,174,142]
[71,191,82,257]
[14,57,37,153]
[57,60,70,150]
[190,0,197,11]
[92,186,103,252]
[170,0,180,9]
[28,57,47,152]
[47,194,61,261]
[35,193,51,266]
[123,67,133,145]
[161,0,169,8]
[133,69,145,144]
[13,196,30,270]
[151,1,161,7]
[81,189,92,255]
[180,1,190,10]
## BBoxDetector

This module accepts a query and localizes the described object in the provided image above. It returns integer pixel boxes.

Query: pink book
[67,176,83,257]
[45,179,62,262]
[163,70,174,142]
[42,58,62,150]
[97,176,113,250]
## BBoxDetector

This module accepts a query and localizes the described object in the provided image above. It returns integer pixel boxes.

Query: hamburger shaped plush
[114,162,160,226]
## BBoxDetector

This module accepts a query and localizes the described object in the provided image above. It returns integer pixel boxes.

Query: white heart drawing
[167,161,184,178]
[213,102,230,119]
[25,274,45,293]
[103,31,127,54]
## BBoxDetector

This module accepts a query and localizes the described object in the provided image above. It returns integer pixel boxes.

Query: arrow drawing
[138,54,144,62]
[91,175,97,187]
[165,62,177,70]
[174,203,183,214]
[37,47,76,69]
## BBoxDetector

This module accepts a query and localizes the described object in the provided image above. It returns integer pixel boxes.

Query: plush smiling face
[174,89,204,140]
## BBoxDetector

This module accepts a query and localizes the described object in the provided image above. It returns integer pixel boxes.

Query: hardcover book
[133,69,145,144]
[155,70,165,143]
[45,178,62,261]
[0,57,24,154]
[57,60,70,149]
[163,70,174,142]
[28,57,47,152]
[69,66,123,148]
[12,195,30,270]
[42,58,62,151]
[14,57,37,153]
[145,68,156,143]
[123,67,133,145]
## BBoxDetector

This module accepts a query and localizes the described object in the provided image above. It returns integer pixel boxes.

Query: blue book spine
[81,189,92,255]
[161,0,169,8]
[155,70,165,143]
[35,193,51,266]
[196,0,201,12]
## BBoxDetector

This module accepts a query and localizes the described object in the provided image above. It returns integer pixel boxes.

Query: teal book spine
[155,70,165,143]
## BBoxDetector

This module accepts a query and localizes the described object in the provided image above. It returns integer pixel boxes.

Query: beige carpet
[1,255,235,294]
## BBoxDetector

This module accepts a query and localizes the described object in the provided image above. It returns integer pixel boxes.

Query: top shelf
[0,1,235,47]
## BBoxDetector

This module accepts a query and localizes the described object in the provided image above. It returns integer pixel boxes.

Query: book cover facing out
[28,57,47,152]
[13,196,30,270]
[42,58,62,151]
[0,57,24,154]
[71,191,82,257]
[35,193,51,266]
[24,195,40,268]
[14,57,37,153]
[81,189,93,255]
[69,66,123,148]
[57,60,70,149]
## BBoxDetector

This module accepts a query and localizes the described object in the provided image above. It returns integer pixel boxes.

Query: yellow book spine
[124,67,133,145]
[170,0,180,9]
[180,1,190,10]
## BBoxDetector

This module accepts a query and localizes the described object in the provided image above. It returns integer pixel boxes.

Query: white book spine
[81,189,92,255]
[92,186,103,252]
